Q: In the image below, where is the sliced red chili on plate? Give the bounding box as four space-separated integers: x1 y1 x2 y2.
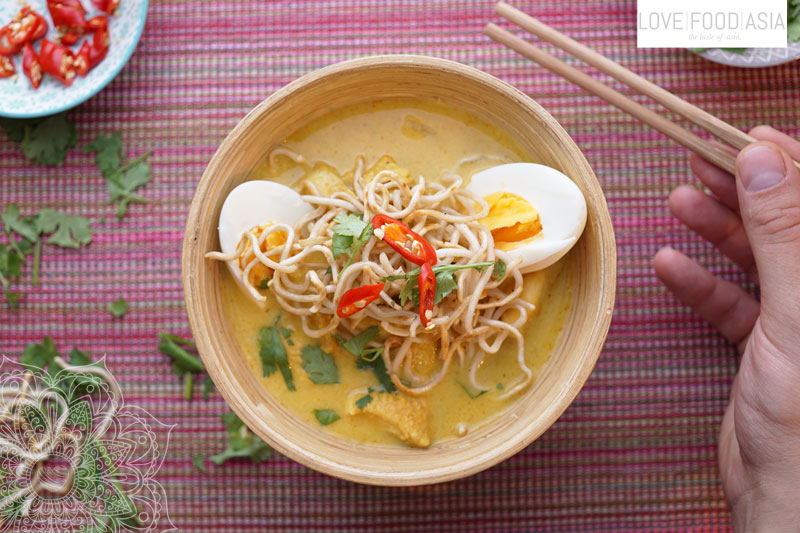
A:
74 41 89 76
39 38 76 86
86 15 108 30
0 26 23 55
31 15 48 40
8 7 48 46
0 54 15 78
418 262 436 327
90 0 120 15
86 24 109 68
372 214 438 266
337 283 385 318
47 0 88 36
22 43 42 88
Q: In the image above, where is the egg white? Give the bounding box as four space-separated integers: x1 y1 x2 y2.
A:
467 163 587 272
218 180 313 297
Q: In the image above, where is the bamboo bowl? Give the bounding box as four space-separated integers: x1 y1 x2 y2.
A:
183 55 616 486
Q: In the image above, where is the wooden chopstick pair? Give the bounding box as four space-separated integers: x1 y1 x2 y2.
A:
486 1 800 176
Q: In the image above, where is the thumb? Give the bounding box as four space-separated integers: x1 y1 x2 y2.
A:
736 141 800 348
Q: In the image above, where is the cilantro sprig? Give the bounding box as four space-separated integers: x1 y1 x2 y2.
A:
209 412 272 466
383 260 506 306
335 325 383 362
85 133 153 218
335 326 395 392
331 213 372 274
155 331 273 470
1 204 93 308
258 315 295 391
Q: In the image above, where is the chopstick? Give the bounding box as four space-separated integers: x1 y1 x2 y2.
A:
487 2 800 175
485 23 738 174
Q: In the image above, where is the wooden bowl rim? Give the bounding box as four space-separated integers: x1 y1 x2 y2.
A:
182 54 616 486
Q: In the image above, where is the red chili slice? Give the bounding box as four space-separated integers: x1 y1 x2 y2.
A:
86 15 108 30
337 283 384 318
372 214 438 266
86 24 109 68
22 43 42 88
0 54 15 78
8 8 48 46
0 26 23 55
74 41 89 76
90 0 119 15
31 16 48 40
60 31 81 46
418 262 436 327
47 0 88 35
39 38 76 86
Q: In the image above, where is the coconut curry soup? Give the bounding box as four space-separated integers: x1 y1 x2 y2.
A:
208 98 582 448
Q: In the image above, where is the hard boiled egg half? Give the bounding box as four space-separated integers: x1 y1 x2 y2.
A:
215 180 313 305
467 163 587 272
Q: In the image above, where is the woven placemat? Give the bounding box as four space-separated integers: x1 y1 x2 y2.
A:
2 1 798 530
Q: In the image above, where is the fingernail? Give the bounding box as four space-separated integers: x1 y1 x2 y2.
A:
738 145 787 192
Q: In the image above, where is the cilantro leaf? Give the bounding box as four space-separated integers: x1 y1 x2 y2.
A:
313 409 340 426
331 213 372 272
107 154 152 218
355 354 395 393
355 392 373 410
108 298 127 318
300 345 339 384
335 326 380 358
210 412 272 465
191 454 207 473
35 209 92 249
0 244 23 284
2 204 39 242
64 348 106 394
493 259 506 281
434 270 458 305
20 336 58 370
20 114 77 166
85 132 125 177
258 317 295 391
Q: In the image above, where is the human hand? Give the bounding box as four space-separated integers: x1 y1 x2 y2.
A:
653 126 800 531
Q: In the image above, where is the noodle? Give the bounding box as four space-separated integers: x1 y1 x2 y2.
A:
207 153 536 398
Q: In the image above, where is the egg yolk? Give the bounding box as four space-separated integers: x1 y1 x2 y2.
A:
238 224 288 288
480 192 542 251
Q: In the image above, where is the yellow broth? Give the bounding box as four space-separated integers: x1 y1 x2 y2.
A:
221 98 574 447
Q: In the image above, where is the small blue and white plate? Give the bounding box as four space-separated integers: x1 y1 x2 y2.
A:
0 0 147 118
694 43 800 68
